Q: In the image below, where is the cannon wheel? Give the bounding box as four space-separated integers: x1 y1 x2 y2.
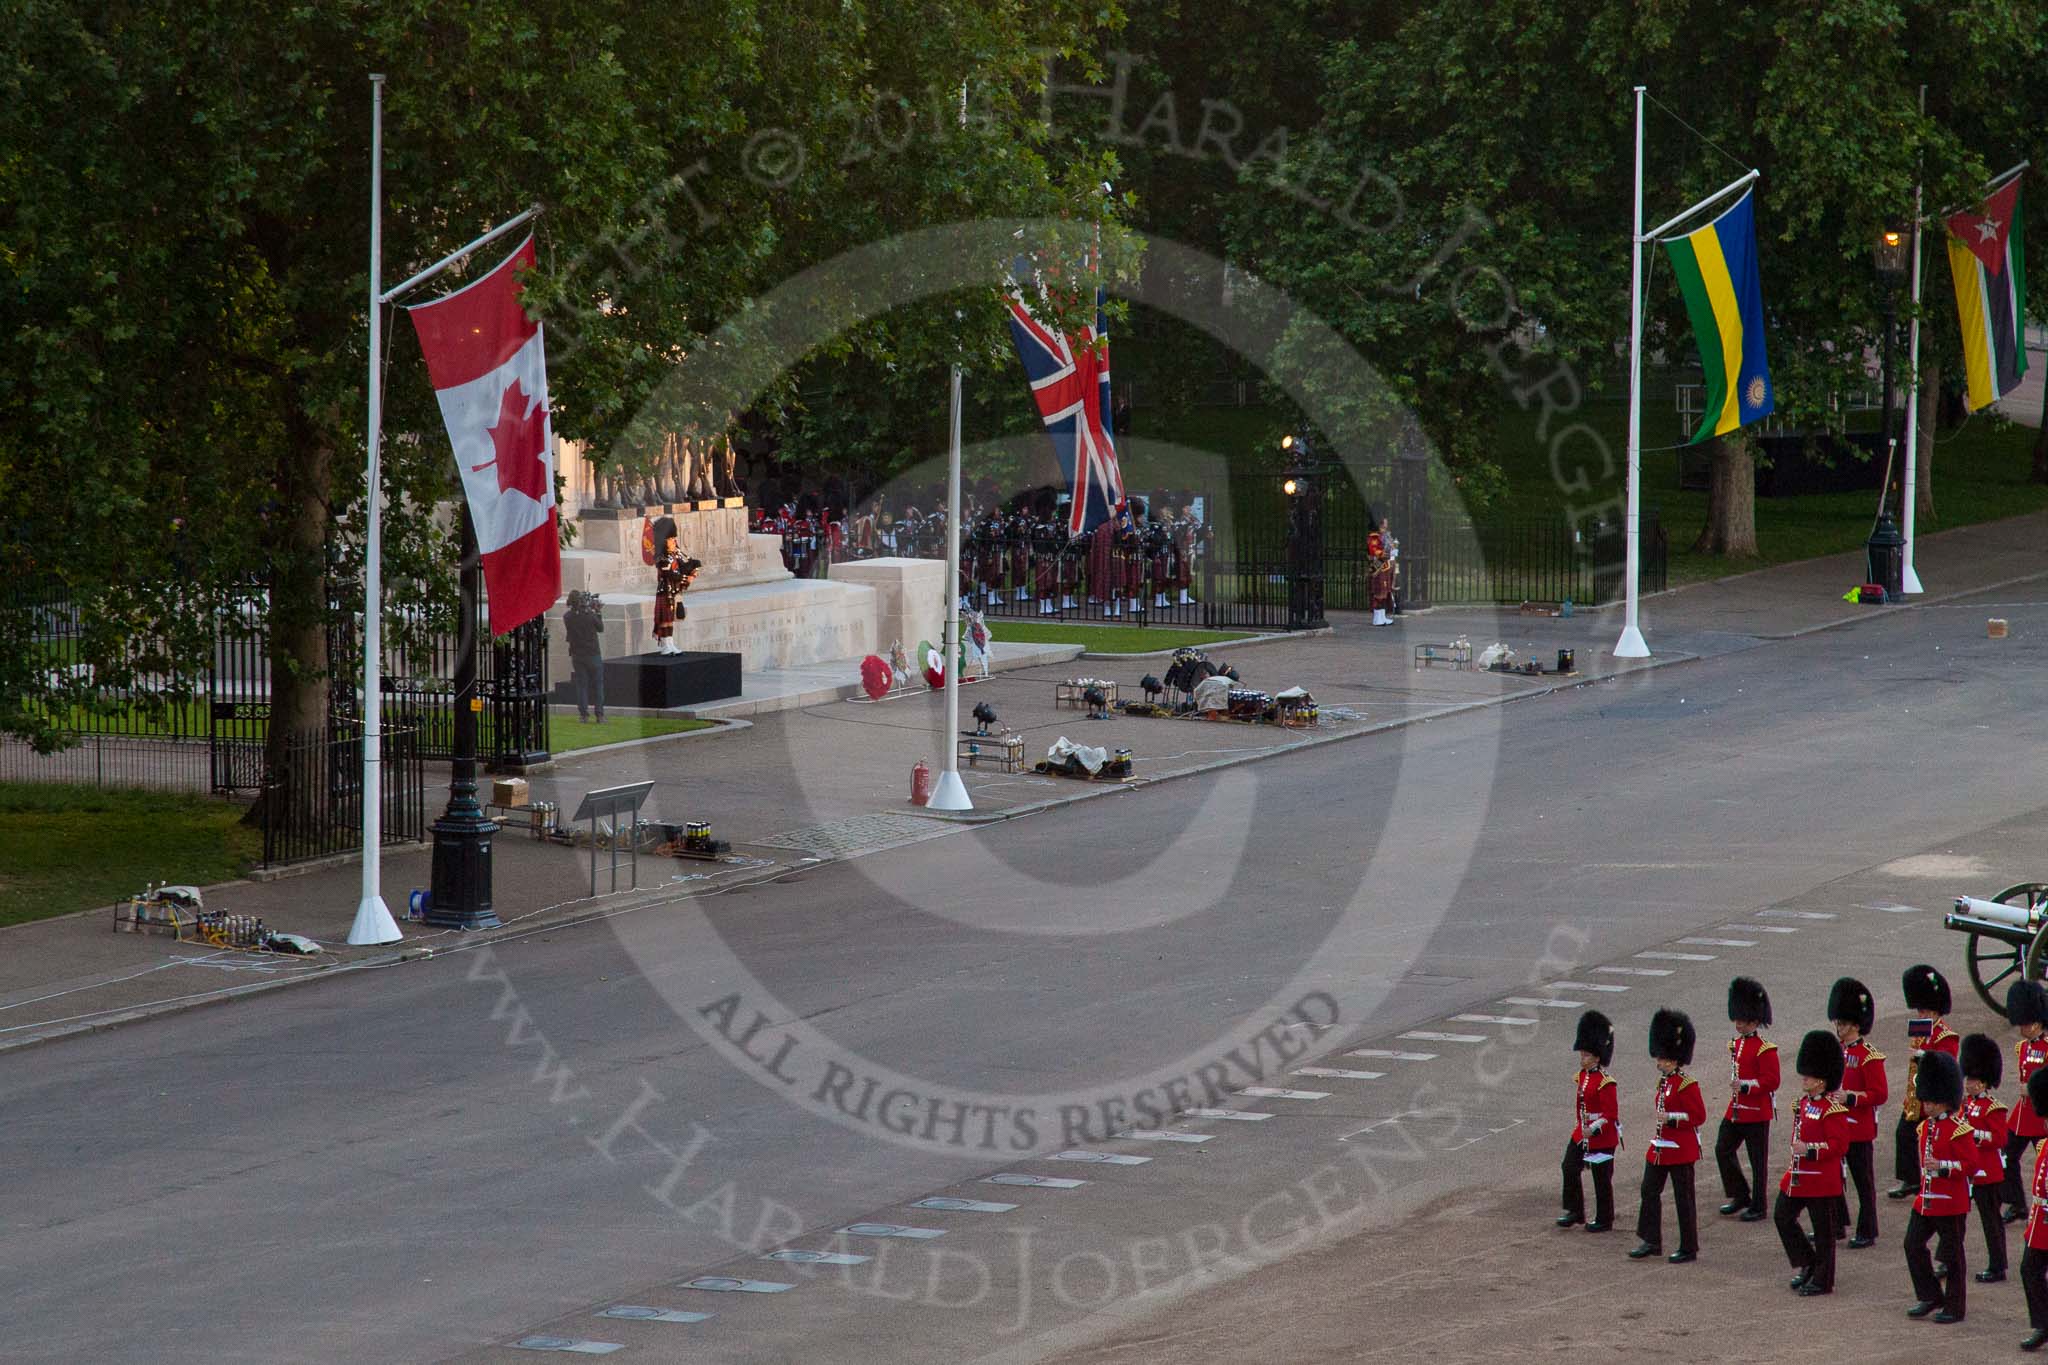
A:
1967 882 2048 1018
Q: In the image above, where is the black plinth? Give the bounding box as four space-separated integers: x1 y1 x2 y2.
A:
427 807 500 930
596 651 742 708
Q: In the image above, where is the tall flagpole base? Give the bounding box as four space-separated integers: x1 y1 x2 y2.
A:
348 894 404 946
1901 564 1924 595
1611 625 1651 659
928 769 973 812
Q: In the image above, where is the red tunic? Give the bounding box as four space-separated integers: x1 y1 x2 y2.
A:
1779 1094 1854 1199
1903 1020 1962 1125
2027 1145 2048 1251
1365 530 1394 610
1961 1092 2010 1185
1915 1112 1976 1217
1087 520 1116 599
1572 1068 1620 1154
2014 1036 2048 1138
1647 1072 1706 1166
1725 1034 1781 1124
1835 1039 1887 1143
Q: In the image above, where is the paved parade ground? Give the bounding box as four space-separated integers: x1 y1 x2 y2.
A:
5 518 2048 1362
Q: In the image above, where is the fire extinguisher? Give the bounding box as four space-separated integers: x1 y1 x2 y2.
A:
910 758 932 807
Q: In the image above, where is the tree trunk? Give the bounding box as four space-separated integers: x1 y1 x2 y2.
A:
1914 361 1940 519
244 400 335 829
1690 433 1758 557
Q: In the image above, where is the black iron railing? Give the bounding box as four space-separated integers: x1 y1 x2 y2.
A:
258 722 426 870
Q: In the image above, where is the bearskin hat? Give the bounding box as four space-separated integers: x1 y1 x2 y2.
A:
2010 980 2048 1030
1796 1030 1845 1091
1727 976 1772 1027
1573 1010 1615 1067
1648 1008 1696 1065
651 514 679 551
1962 1033 2004 1088
2030 1064 2048 1120
1827 977 1875 1034
1916 1050 1963 1112
1902 963 1951 1016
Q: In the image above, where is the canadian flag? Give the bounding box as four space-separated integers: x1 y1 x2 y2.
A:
406 235 561 635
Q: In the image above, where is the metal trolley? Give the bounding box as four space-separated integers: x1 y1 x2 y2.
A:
1944 883 2048 1017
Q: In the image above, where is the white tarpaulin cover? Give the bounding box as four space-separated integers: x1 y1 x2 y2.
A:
1192 676 1233 712
1046 736 1109 774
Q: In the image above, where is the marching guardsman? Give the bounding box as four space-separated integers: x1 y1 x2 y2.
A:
1904 1050 1972 1323
1827 976 1887 1248
1776 1030 1853 1296
1560 1010 1620 1232
1633 1008 1705 1263
2006 980 2048 1224
1960 1033 2011 1282
1892 963 1962 1199
1717 976 1781 1221
2019 1063 2048 1351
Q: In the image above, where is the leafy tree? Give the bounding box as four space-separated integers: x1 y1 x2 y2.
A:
1096 0 2046 553
1 0 1132 763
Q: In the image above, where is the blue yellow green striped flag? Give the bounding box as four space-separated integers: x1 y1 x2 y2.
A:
1663 189 1774 444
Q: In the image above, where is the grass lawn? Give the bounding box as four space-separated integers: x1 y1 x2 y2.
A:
0 783 259 928
546 713 715 753
993 621 1255 653
1482 372 2048 585
1123 371 2042 588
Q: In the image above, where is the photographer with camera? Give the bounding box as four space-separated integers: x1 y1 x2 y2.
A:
564 590 606 723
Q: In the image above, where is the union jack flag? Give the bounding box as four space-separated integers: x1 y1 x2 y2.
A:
1004 256 1125 537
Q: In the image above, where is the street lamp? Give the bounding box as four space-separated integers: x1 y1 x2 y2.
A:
1874 225 1909 516
1280 434 1325 629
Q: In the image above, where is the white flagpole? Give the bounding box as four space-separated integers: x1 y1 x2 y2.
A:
350 73 403 945
929 79 972 813
1613 85 1651 658
929 364 972 811
1900 83 1927 594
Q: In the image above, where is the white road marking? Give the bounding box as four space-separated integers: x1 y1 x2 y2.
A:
1636 951 1716 961
1294 1066 1384 1079
1452 1014 1539 1025
1729 924 1799 934
1399 1031 1487 1043
1680 938 1756 947
1184 1108 1273 1120
1120 1129 1213 1143
1502 997 1584 1009
1758 909 1835 920
1348 1048 1437 1061
1551 981 1630 993
1594 966 1675 976
1237 1086 1331 1099
1860 902 1925 914
513 1336 625 1354
1338 1112 1430 1142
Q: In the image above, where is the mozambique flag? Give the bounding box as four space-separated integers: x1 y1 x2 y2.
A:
1946 176 2028 413
1663 189 1775 444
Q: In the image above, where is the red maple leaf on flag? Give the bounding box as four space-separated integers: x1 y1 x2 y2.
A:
474 380 551 503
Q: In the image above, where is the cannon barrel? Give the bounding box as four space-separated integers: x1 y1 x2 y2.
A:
1954 895 2039 931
